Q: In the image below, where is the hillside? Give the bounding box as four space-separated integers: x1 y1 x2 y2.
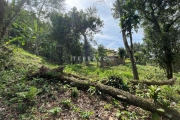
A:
1 46 180 120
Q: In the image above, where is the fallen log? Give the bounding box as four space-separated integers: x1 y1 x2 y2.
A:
63 75 180 120
29 66 180 120
130 78 176 86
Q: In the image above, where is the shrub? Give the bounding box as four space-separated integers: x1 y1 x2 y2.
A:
71 87 79 100
105 76 129 91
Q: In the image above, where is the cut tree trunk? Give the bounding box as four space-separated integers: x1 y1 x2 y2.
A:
130 78 176 86
29 66 180 120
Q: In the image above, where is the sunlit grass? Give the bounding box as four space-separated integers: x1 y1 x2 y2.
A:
65 62 171 81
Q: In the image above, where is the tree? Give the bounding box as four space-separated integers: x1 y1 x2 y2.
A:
0 0 64 47
112 0 140 80
133 43 147 64
97 44 106 67
0 0 28 41
50 13 73 64
118 47 126 64
0 0 6 29
26 0 65 55
50 12 87 64
69 7 103 65
136 0 180 79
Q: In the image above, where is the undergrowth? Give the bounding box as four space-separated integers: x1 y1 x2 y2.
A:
1 45 180 119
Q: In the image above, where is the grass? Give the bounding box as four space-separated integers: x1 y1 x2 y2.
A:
65 62 168 81
1 45 180 119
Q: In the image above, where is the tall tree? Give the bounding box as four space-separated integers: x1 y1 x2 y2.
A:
112 0 140 80
136 0 180 79
0 0 64 46
0 0 28 41
50 12 84 64
0 0 6 29
26 0 65 55
69 7 103 65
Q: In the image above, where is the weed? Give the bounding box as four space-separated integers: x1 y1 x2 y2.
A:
116 110 138 120
87 86 96 96
71 87 79 100
61 99 71 109
151 113 160 120
148 85 161 103
161 86 180 102
48 107 62 116
105 76 129 91
111 98 119 107
80 111 94 119
16 86 38 102
16 103 26 113
104 104 112 110
72 105 81 112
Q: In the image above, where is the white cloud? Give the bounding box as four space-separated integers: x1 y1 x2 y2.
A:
65 0 143 50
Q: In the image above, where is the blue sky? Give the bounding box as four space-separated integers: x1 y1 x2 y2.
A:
65 0 143 50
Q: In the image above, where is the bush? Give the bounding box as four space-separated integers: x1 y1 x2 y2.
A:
104 76 129 91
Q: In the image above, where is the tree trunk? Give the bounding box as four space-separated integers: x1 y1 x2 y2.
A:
29 66 180 120
0 0 6 29
165 47 173 79
116 0 139 80
166 60 173 79
129 50 139 80
83 34 89 65
34 0 46 55
120 28 139 80
129 29 139 80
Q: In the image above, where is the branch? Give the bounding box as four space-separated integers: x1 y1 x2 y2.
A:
168 15 180 29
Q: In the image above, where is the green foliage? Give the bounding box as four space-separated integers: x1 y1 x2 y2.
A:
138 0 180 78
71 87 79 100
97 44 106 59
87 86 96 96
16 103 27 113
105 76 129 91
118 47 126 58
104 104 112 110
61 99 71 109
152 113 161 120
80 111 94 119
72 105 81 113
148 85 161 103
111 98 119 107
16 86 38 101
161 86 180 103
48 107 62 116
116 110 138 120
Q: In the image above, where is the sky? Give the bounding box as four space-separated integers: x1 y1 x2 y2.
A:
65 0 143 50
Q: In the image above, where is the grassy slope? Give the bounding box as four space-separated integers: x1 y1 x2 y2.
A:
65 63 168 81
0 46 180 119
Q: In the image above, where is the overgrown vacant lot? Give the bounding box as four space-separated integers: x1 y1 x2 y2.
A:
0 47 180 120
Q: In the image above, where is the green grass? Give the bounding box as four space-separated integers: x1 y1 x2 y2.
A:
65 63 170 81
1 45 180 119
0 46 59 119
